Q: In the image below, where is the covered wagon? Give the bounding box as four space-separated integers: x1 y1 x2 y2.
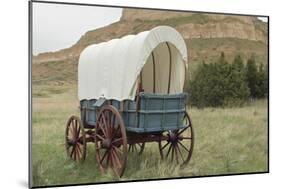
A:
65 26 194 177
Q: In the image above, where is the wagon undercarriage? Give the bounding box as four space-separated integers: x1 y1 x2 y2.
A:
65 104 194 177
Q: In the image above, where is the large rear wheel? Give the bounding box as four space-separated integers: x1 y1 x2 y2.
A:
95 105 128 177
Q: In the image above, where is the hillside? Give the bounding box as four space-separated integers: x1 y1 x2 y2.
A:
32 8 268 86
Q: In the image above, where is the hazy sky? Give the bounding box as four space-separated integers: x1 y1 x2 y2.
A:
33 3 268 55
32 3 122 55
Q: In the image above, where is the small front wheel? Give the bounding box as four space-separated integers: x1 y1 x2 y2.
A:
65 115 86 162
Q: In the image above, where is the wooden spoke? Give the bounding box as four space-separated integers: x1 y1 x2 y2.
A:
180 136 192 140
166 144 172 158
65 115 87 163
99 115 108 137
171 146 175 161
76 144 82 157
95 105 127 177
96 133 105 141
100 150 109 164
174 145 179 164
160 141 169 151
128 143 145 155
111 149 122 168
178 141 190 152
77 126 81 138
112 145 123 154
112 138 122 144
101 114 109 136
70 146 75 158
178 127 187 135
176 143 185 162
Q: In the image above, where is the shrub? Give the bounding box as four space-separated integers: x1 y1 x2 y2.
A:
245 56 268 98
189 53 250 107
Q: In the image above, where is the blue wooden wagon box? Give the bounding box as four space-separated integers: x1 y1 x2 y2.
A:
80 92 187 133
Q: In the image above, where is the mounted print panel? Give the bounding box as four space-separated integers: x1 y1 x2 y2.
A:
29 1 269 188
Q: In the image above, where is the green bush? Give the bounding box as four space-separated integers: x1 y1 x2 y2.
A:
189 53 250 107
188 53 268 107
246 57 268 98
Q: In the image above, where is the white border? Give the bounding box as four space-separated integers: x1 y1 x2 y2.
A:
1 0 279 189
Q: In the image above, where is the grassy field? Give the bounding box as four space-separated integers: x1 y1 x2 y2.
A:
32 84 268 187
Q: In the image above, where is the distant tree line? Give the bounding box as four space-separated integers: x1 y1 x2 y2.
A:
188 52 268 107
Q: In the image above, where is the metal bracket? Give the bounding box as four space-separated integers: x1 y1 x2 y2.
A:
93 98 106 108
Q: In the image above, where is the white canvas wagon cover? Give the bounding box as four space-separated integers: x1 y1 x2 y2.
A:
78 26 188 101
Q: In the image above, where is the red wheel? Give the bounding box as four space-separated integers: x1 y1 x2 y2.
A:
65 115 86 162
159 112 194 166
95 105 128 177
128 143 145 155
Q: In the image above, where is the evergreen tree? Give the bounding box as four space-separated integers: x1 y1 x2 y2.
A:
226 55 250 105
264 64 268 97
233 55 244 72
256 63 267 98
189 53 250 107
246 56 259 98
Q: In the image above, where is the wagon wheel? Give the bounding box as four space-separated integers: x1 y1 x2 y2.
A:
158 112 194 166
65 115 86 162
128 143 145 155
95 105 128 177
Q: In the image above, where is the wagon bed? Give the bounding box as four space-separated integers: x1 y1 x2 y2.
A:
80 92 187 133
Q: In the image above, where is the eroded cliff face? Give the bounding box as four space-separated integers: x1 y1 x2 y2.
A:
121 8 267 42
121 8 256 24
33 8 267 65
177 21 266 41
120 8 195 21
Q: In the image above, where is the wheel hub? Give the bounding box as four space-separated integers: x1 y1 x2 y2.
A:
101 138 112 149
68 139 76 145
169 132 178 143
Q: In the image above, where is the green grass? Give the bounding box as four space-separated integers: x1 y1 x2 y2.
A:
32 86 268 187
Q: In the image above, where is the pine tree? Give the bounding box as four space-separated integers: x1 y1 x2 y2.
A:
256 63 267 98
246 56 259 98
226 55 250 105
233 55 244 72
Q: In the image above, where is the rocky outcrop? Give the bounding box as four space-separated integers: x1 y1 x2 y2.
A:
33 8 268 64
